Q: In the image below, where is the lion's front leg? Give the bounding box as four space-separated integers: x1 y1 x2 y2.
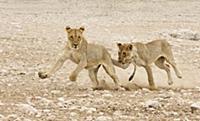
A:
69 53 87 81
38 49 69 79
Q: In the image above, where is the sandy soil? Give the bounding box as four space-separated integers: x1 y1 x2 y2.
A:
0 0 200 120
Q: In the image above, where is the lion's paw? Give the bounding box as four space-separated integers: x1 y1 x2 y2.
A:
69 73 77 81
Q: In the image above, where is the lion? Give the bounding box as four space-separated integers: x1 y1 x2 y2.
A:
38 26 125 90
117 39 182 90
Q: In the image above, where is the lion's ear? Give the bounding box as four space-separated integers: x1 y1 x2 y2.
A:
79 26 85 33
65 26 71 32
117 43 122 49
128 44 133 50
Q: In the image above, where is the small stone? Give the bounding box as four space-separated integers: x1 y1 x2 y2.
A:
47 115 56 121
119 115 135 120
102 93 113 99
58 97 65 102
6 114 18 121
191 102 200 113
70 112 78 118
43 109 51 113
85 116 93 121
51 90 61 95
86 107 96 114
142 88 151 92
35 113 42 118
98 112 104 115
145 100 161 109
0 114 5 120
24 119 32 121
195 86 200 91
0 101 4 106
80 106 88 112
7 83 12 87
23 118 31 121
69 106 80 111
17 103 38 115
96 116 112 121
113 110 122 116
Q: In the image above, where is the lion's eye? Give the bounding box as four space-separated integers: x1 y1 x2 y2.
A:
70 36 73 39
78 36 81 41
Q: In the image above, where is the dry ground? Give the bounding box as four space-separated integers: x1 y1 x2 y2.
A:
0 0 200 120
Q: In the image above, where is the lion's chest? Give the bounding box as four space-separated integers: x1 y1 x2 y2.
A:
70 52 82 64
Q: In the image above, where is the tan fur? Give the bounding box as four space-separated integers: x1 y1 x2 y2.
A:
117 39 182 90
38 26 123 90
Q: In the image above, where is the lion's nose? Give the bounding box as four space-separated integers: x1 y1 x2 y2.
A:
73 44 78 48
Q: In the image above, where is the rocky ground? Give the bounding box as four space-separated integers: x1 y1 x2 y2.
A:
0 0 200 120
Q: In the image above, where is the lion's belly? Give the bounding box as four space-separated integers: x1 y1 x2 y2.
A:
70 47 104 69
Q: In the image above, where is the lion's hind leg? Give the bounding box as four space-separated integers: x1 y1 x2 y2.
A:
165 56 182 79
164 45 182 79
155 57 173 85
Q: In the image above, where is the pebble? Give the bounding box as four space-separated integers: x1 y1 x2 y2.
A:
46 115 56 121
191 102 200 113
51 90 61 95
0 114 5 120
145 100 161 109
96 116 112 121
16 103 38 115
6 114 18 121
85 116 93 121
102 93 113 99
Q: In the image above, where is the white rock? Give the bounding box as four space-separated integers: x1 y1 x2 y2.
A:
86 107 96 114
69 106 80 111
51 90 61 95
70 112 77 117
43 109 51 113
80 106 88 112
145 100 161 109
35 96 53 107
46 115 56 121
6 114 18 121
142 88 151 92
0 101 4 106
98 112 104 115
58 97 65 102
119 115 135 120
195 86 200 91
102 93 113 99
16 103 38 115
24 119 32 121
96 116 112 121
191 102 200 113
113 110 122 116
35 113 42 118
85 116 93 121
0 114 5 120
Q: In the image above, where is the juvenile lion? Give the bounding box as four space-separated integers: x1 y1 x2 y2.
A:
117 39 182 90
38 26 123 90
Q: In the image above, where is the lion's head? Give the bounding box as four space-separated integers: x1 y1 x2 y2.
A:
65 26 85 50
117 43 138 64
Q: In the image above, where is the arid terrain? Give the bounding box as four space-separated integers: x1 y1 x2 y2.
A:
0 0 200 120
